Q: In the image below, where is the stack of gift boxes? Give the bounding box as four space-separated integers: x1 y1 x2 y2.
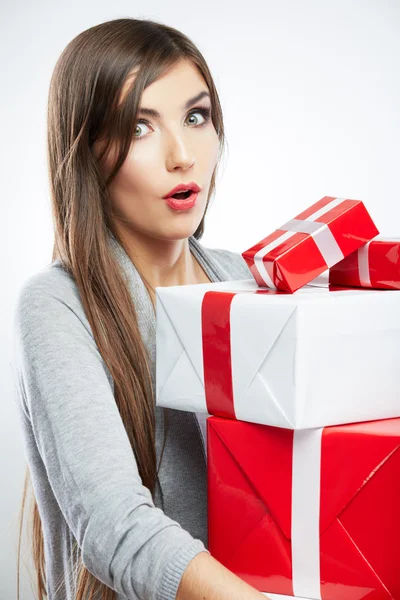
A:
155 196 400 600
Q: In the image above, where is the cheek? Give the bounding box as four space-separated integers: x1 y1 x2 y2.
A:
114 153 154 193
203 130 220 169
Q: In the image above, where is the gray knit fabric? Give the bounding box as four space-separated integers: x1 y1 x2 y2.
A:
11 231 253 600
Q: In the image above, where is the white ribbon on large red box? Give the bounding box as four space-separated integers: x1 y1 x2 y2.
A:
292 429 323 599
254 197 346 289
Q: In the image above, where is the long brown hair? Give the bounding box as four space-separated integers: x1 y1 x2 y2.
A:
16 17 226 600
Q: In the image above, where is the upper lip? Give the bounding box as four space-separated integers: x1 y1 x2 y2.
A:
162 181 201 198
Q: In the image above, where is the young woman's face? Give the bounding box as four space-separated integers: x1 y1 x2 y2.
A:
94 60 220 242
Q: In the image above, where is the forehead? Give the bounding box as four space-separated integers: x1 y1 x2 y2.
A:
118 60 207 110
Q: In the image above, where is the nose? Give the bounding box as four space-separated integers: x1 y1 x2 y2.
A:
165 131 195 171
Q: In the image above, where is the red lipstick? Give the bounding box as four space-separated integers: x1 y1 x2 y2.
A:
162 181 201 211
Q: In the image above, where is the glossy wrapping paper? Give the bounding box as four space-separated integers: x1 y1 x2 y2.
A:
241 196 379 293
207 415 400 599
156 279 400 428
329 237 400 290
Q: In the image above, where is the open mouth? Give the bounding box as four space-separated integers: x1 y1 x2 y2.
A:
170 190 193 199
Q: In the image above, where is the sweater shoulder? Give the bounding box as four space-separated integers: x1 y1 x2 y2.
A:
12 260 88 336
204 246 253 281
17 259 78 297
15 260 77 295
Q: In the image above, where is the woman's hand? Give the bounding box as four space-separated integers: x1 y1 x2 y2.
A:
176 551 272 599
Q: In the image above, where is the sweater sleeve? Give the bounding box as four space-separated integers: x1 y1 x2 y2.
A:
11 270 208 600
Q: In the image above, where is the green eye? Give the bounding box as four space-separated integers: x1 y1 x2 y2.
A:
133 122 150 138
186 110 206 125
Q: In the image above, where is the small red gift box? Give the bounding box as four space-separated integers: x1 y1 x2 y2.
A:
241 196 379 293
208 415 400 600
329 236 400 290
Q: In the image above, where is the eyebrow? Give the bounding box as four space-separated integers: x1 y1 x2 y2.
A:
137 91 211 119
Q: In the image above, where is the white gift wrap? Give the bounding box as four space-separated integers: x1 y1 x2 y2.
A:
155 277 400 429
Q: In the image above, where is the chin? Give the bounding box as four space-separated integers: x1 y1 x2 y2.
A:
159 219 202 240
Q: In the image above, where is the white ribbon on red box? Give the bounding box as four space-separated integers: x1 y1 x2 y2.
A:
357 236 400 288
254 197 346 289
357 242 373 287
292 429 323 599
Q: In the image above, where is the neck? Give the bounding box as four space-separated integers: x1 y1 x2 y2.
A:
113 225 200 290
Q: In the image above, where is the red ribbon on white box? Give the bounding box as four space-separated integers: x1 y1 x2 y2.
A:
292 429 323 599
254 197 346 289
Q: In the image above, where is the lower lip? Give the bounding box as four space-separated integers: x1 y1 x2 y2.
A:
164 191 199 210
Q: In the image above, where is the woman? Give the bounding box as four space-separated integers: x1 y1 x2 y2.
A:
12 17 269 600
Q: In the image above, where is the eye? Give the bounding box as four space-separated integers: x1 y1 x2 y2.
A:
185 107 211 127
133 121 151 139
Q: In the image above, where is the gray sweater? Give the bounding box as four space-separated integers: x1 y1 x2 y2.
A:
11 231 253 600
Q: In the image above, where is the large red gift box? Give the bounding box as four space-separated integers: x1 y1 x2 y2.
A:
241 196 379 293
329 236 400 290
207 415 400 600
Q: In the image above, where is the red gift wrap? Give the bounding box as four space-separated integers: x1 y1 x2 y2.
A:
241 196 379 293
208 416 400 599
329 237 400 290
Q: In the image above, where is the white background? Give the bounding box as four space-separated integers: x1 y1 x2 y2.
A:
2 0 400 598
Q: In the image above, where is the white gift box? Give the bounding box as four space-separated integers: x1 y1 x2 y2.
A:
155 276 400 429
